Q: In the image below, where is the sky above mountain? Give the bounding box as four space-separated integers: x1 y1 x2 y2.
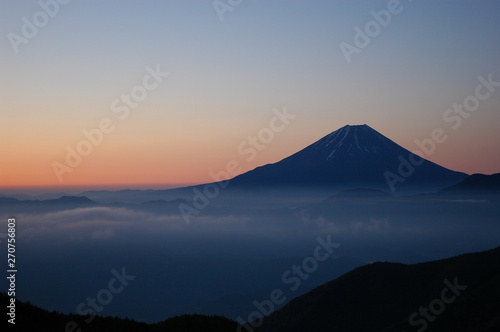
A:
1 0 500 190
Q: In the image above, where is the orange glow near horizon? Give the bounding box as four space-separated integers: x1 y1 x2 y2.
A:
2 114 500 191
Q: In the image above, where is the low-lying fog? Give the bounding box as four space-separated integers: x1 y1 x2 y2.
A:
1 188 499 323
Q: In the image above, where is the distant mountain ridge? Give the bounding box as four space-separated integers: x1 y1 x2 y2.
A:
0 195 98 214
229 124 467 194
442 173 500 193
0 195 96 205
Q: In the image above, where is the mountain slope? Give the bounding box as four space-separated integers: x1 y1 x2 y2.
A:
229 124 467 194
255 246 500 332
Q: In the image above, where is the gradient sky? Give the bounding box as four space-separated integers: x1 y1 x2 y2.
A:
1 0 500 191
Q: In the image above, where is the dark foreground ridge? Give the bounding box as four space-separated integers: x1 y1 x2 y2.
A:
254 246 500 332
0 294 238 332
4 246 500 331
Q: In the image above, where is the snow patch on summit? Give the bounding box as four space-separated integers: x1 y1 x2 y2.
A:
311 125 398 160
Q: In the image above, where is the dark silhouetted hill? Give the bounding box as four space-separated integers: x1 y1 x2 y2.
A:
1 293 238 332
3 246 500 331
254 246 500 332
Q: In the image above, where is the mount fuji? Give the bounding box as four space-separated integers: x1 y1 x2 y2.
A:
228 124 467 194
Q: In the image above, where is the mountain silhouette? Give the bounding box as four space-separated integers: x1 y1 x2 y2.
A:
47 195 97 204
441 173 500 194
0 195 98 214
72 125 469 203
0 195 96 205
229 124 467 194
255 246 500 332
6 246 500 331
0 293 238 332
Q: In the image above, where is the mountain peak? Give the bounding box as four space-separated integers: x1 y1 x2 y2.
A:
229 124 467 194
340 124 368 128
311 124 397 159
52 195 96 204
